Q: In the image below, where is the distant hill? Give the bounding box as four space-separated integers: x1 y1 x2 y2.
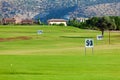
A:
0 0 120 22
73 2 120 18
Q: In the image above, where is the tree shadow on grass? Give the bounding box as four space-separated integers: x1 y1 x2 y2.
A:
61 36 94 39
0 72 51 75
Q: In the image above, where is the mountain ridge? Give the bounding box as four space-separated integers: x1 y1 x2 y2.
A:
0 0 120 22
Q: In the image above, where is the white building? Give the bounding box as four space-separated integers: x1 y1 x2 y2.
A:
76 17 89 22
48 19 67 26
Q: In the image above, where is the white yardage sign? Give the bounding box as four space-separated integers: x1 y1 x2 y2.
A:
85 39 94 48
97 35 103 40
37 30 43 34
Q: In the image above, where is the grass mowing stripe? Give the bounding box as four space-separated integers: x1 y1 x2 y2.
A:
0 25 120 80
0 55 120 80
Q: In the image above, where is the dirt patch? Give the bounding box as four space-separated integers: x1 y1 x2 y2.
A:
15 36 32 40
0 38 5 42
0 36 32 42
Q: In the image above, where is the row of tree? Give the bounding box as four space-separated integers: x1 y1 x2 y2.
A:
68 16 120 36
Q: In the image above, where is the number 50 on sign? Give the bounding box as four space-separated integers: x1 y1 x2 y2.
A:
85 39 94 48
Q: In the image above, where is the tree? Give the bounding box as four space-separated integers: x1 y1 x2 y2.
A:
86 16 117 36
38 19 41 24
95 16 116 36
110 16 120 30
86 17 99 29
68 18 86 28
96 17 107 36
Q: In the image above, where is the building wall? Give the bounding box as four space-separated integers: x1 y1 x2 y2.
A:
76 18 89 22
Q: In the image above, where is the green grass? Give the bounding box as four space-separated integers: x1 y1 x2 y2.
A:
0 55 120 80
0 25 120 80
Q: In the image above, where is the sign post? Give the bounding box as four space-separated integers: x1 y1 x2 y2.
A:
85 39 94 55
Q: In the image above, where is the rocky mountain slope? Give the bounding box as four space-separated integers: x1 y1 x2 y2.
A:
0 0 120 22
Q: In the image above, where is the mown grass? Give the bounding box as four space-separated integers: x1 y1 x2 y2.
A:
0 25 120 80
0 55 120 80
